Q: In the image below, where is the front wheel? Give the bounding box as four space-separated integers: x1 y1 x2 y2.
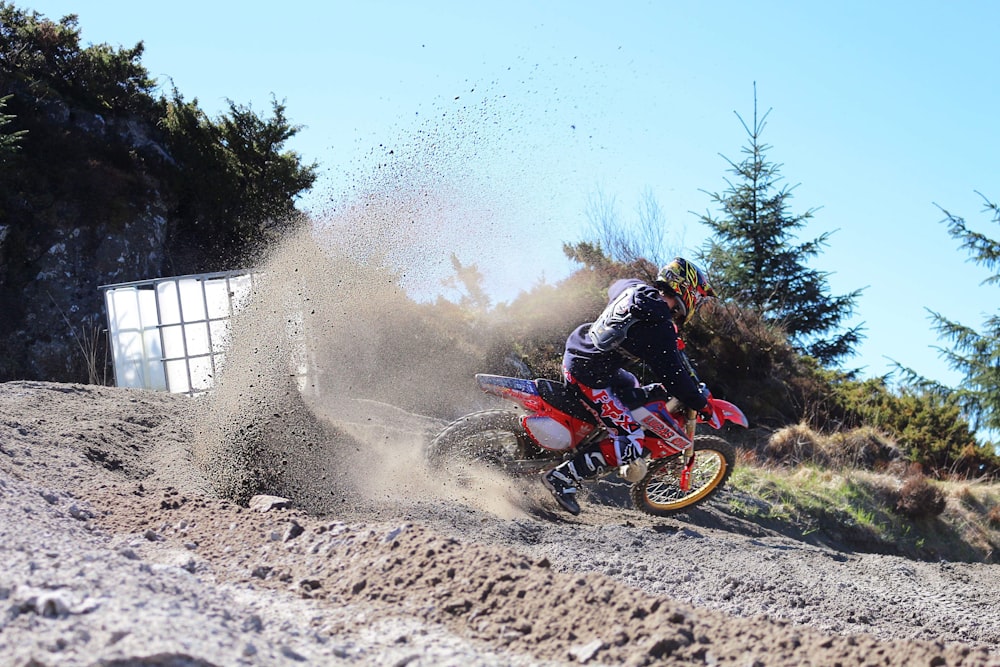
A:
631 434 735 517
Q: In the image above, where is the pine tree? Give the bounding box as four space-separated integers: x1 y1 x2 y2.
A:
0 94 25 159
698 88 863 366
928 194 1000 436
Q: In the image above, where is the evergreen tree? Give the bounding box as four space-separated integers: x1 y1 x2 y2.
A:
162 92 318 271
927 194 1000 436
0 4 159 119
1 4 317 274
697 89 863 366
0 94 25 209
0 94 25 159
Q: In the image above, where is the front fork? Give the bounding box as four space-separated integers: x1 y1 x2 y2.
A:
679 408 697 491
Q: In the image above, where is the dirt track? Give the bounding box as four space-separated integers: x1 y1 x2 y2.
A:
2 381 1000 666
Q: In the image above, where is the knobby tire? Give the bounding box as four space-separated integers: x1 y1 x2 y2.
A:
631 434 735 517
425 409 534 474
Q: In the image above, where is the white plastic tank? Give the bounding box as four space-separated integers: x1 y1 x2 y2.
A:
101 271 254 395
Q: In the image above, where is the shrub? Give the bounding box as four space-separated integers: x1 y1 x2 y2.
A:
895 466 947 518
827 377 995 479
825 427 902 470
764 423 825 465
684 300 816 428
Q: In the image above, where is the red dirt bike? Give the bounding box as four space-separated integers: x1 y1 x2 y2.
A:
426 372 748 516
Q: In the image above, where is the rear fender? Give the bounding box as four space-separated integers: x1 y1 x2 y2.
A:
476 374 596 448
475 374 546 411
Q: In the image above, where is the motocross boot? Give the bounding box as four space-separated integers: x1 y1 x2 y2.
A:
541 446 610 515
541 466 581 515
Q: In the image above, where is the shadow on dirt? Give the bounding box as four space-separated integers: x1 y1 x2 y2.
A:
581 476 887 559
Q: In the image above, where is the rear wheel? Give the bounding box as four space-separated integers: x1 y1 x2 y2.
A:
425 409 551 476
631 434 735 516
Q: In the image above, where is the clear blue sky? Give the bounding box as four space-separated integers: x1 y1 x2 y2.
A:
24 1 1000 392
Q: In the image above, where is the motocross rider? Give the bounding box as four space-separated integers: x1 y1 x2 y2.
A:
541 257 717 515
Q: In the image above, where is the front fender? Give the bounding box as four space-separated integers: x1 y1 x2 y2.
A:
706 397 748 429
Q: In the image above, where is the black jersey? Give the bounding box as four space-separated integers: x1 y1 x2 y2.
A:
563 279 707 410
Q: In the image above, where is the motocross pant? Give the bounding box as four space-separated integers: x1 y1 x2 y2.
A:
552 368 649 485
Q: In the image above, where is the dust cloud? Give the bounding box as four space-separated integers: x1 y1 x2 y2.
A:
189 226 529 520
190 88 587 520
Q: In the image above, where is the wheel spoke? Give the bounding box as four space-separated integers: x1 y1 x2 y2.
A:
631 435 736 517
646 451 722 504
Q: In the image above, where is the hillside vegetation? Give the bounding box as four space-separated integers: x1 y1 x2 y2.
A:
724 425 1000 562
0 3 316 382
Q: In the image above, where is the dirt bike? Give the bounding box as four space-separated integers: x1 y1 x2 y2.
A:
426 373 748 516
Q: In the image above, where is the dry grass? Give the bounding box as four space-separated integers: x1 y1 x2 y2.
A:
728 424 1000 562
763 423 902 470
763 423 825 464
896 470 947 518
938 480 1000 557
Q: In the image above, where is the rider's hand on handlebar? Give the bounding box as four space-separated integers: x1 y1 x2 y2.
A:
696 383 714 422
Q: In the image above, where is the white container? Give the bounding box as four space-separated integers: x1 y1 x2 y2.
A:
101 271 254 395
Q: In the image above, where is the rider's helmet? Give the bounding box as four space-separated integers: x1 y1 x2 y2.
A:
654 257 716 326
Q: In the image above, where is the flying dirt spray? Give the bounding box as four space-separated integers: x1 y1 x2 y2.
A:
191 89 589 518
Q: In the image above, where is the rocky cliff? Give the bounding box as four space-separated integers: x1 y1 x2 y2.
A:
1 84 177 382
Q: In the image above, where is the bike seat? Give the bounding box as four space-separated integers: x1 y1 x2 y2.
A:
535 379 595 422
